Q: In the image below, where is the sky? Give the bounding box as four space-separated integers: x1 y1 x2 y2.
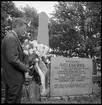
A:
13 1 58 17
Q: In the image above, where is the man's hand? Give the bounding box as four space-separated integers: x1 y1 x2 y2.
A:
25 72 33 79
25 64 30 72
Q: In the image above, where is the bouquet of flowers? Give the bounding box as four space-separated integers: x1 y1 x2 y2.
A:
22 39 53 96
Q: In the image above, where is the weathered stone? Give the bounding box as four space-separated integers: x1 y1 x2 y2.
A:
76 95 84 100
69 96 75 101
22 86 27 98
61 96 68 101
89 94 96 100
40 97 47 101
83 94 90 101
50 96 61 102
92 83 101 94
67 96 70 101
71 101 79 104
38 12 49 46
92 75 101 82
82 95 93 102
50 57 93 96
74 95 84 103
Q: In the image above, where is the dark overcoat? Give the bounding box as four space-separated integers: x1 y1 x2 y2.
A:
1 31 28 85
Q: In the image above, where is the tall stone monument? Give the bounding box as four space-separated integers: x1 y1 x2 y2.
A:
37 12 49 46
37 12 49 91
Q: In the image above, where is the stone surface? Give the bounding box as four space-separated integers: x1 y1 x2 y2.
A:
89 94 96 99
50 96 61 102
50 57 93 96
92 74 101 82
92 83 101 94
22 82 40 103
37 12 49 46
40 97 47 101
69 96 75 101
21 94 101 104
61 96 68 101
37 12 49 91
22 86 27 98
21 83 101 103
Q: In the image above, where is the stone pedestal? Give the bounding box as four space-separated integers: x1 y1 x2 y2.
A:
23 81 40 103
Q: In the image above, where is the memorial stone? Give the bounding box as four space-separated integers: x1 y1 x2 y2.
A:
50 57 93 96
37 12 49 46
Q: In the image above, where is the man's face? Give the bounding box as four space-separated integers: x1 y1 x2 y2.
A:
17 23 27 36
16 23 28 43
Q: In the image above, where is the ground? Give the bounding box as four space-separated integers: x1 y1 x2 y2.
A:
21 82 101 104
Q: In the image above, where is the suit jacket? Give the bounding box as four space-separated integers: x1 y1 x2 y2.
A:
1 31 28 85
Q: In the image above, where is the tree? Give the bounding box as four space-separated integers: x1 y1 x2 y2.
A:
49 2 83 57
49 2 101 59
1 1 23 40
1 2 39 42
21 5 39 40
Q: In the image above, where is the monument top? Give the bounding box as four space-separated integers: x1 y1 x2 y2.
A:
39 12 48 22
39 12 48 17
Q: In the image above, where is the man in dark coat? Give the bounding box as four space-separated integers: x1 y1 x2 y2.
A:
1 18 31 103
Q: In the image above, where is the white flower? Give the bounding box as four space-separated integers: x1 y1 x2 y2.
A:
23 50 29 55
44 45 49 50
53 54 56 57
48 61 51 64
37 46 43 53
26 45 29 49
42 53 46 57
24 39 28 43
33 47 37 52
29 41 34 44
49 48 53 52
44 45 49 53
29 41 32 43
29 40 37 47
23 40 53 59
39 44 44 48
35 51 40 56
29 49 34 55
33 42 38 47
46 59 51 64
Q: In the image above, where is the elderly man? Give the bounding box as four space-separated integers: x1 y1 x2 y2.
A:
1 18 31 103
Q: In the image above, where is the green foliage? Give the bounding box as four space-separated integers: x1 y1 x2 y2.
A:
1 1 23 40
1 2 39 42
1 1 101 66
21 5 39 40
49 2 101 61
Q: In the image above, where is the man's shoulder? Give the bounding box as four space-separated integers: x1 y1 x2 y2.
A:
2 32 17 45
6 31 15 37
5 31 16 40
